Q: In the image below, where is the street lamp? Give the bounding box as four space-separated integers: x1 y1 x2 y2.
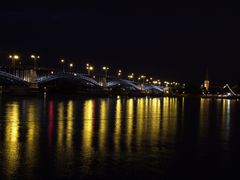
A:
140 75 146 91
140 75 146 84
69 63 74 72
118 69 122 78
60 59 65 72
141 75 146 79
30 54 40 70
128 73 134 81
86 63 94 75
102 66 109 77
149 77 153 84
9 54 20 68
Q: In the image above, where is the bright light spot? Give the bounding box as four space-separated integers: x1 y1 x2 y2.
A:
13 55 19 59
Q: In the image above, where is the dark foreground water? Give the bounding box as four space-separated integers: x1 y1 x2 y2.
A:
0 95 240 179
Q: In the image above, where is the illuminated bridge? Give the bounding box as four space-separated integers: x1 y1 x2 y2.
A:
107 79 142 91
37 72 101 88
107 79 164 93
144 84 164 93
0 70 29 86
0 70 165 94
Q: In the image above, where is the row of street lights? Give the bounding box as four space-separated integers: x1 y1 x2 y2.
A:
62 62 155 83
7 54 164 84
86 64 94 75
9 54 40 69
8 54 20 68
57 59 162 83
59 59 74 72
59 60 110 77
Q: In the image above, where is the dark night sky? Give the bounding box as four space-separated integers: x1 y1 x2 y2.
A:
0 2 239 84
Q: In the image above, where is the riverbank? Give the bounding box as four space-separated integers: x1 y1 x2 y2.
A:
1 87 240 99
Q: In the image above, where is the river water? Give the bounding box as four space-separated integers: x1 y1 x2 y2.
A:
0 96 239 179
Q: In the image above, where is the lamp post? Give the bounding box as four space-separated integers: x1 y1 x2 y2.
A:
69 63 74 72
128 73 134 81
86 64 94 75
140 75 146 83
60 59 65 72
30 54 40 70
118 69 122 78
102 66 109 77
9 54 20 68
139 75 146 91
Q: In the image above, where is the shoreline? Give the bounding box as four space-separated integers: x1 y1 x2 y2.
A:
1 89 239 100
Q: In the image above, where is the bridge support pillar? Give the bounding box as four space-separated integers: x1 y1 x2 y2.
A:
98 77 107 88
29 69 38 88
103 78 107 88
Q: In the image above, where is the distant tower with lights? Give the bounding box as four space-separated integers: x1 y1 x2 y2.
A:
204 67 210 91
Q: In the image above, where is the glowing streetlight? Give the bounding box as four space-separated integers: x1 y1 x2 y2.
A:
86 63 94 75
60 59 65 72
9 54 20 68
128 73 134 81
69 63 74 71
30 54 40 69
118 69 122 78
139 75 146 91
140 75 146 84
102 66 109 77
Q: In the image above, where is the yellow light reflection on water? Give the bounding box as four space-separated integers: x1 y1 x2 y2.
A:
4 102 20 177
26 103 39 174
126 98 134 151
66 101 74 156
99 99 109 153
221 99 231 141
57 102 64 156
199 98 210 140
82 100 94 160
161 97 178 142
114 98 121 153
148 98 161 145
136 98 144 147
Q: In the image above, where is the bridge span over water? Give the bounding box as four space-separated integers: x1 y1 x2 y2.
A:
0 70 165 94
37 72 101 88
0 70 29 86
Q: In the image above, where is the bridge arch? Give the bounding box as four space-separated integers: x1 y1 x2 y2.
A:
37 72 101 88
107 79 141 91
144 84 164 93
0 71 29 86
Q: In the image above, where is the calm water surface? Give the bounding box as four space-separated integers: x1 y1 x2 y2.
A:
0 96 240 179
